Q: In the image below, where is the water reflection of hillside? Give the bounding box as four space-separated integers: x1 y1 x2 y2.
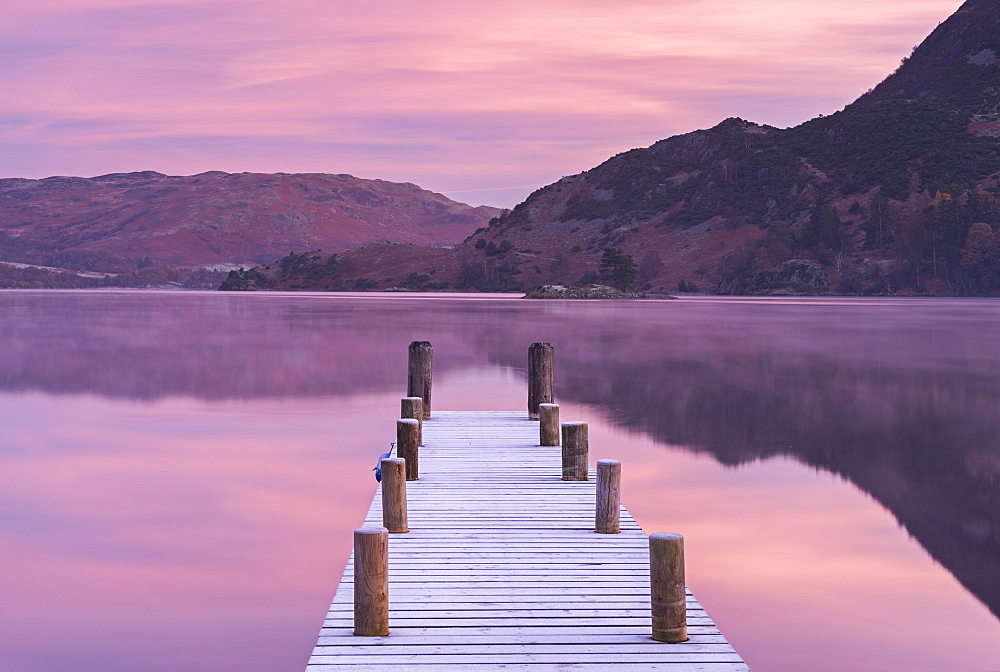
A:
480 300 1000 622
3 291 999 620
575 353 1000 615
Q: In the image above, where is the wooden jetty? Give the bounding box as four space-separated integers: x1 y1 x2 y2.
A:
306 410 749 671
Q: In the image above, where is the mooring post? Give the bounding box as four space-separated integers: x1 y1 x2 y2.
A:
380 458 408 533
539 403 560 446
561 421 588 481
650 532 688 643
353 526 389 637
396 418 420 480
407 341 433 419
595 459 621 533
528 342 554 420
401 396 424 445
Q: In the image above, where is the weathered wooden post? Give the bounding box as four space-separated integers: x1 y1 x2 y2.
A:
539 403 560 446
396 419 420 480
595 459 621 533
528 342 554 420
649 532 688 643
380 458 408 533
561 421 588 481
407 341 433 419
353 526 389 637
401 396 423 445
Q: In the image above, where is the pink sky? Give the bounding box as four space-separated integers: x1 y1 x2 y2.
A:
0 0 961 207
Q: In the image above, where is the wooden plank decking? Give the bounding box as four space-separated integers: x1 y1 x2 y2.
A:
307 411 749 671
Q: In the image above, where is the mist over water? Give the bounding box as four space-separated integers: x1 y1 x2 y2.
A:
1 290 998 672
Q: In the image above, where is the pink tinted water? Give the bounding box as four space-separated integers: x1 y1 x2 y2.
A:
0 290 998 672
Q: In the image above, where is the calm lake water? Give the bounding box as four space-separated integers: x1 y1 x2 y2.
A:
1 290 999 672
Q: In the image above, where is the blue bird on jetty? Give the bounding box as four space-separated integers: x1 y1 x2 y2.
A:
373 442 396 482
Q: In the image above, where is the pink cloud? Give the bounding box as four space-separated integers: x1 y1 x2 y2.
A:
0 0 963 207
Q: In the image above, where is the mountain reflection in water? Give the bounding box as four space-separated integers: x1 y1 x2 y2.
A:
1 290 998 671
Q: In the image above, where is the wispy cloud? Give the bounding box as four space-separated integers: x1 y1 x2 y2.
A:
0 0 963 206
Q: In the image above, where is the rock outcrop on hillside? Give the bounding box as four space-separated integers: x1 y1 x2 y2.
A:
0 171 497 288
247 0 1000 296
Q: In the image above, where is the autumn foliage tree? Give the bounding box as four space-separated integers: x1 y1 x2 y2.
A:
960 222 1000 291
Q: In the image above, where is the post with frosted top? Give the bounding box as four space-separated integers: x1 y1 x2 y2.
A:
539 403 560 446
649 532 688 643
595 459 621 533
561 421 588 481
396 418 420 481
380 457 408 534
353 526 389 637
407 341 432 420
401 397 423 445
528 342 554 420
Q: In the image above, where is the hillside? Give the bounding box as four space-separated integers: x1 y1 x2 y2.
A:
246 0 1000 296
0 171 497 288
857 0 1000 113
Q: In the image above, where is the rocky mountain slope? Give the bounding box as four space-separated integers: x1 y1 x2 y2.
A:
247 0 1000 296
0 171 497 288
858 0 1000 114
